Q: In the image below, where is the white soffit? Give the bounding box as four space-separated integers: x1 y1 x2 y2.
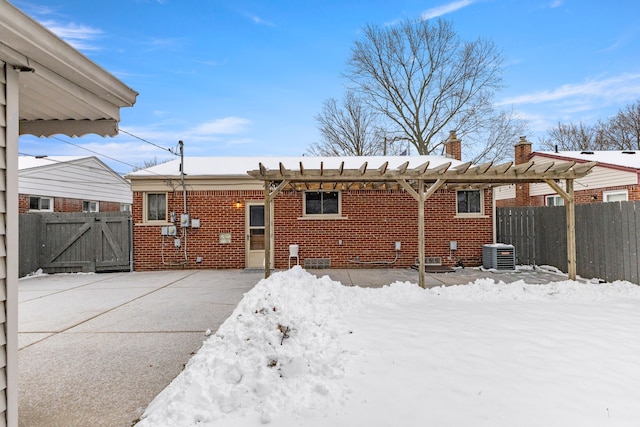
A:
0 2 138 137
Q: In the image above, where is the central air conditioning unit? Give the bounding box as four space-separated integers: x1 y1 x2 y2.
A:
483 244 516 270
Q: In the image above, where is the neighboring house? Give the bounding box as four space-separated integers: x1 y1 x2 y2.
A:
19 156 132 214
495 138 639 207
126 140 496 272
1 2 137 424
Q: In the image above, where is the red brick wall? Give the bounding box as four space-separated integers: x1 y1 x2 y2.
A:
18 195 30 213
18 194 123 214
132 188 494 271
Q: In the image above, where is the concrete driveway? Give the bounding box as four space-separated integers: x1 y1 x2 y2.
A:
18 266 567 426
18 269 264 427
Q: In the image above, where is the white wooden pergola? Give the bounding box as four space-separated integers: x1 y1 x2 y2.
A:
248 158 596 288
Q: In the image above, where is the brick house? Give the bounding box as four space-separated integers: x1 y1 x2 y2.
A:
126 140 496 271
19 156 132 214
495 138 640 207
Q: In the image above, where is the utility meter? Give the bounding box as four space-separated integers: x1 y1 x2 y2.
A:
180 213 190 227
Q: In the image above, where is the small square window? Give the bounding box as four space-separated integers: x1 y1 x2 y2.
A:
29 196 53 211
83 201 99 212
457 190 482 215
545 195 564 206
603 190 628 203
146 193 167 222
304 191 340 216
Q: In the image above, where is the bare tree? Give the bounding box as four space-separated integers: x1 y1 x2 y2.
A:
539 121 607 151
307 91 386 156
465 108 529 164
131 156 170 172
344 18 505 157
599 100 640 150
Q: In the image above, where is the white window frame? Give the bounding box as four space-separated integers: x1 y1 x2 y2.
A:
456 189 484 217
29 195 53 212
82 200 99 213
303 191 342 218
603 189 628 203
120 204 131 212
545 195 565 206
144 192 168 223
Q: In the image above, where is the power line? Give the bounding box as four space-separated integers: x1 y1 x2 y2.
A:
23 129 182 177
118 128 176 155
49 136 142 171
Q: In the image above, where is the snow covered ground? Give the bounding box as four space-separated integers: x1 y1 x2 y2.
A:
136 267 640 427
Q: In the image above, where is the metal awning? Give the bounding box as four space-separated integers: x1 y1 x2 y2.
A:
248 158 597 287
0 2 138 137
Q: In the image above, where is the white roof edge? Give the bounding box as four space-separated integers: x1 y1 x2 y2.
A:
534 151 640 170
0 1 138 107
126 155 461 178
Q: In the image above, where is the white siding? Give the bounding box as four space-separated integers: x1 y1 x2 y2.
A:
529 163 638 197
19 157 132 204
494 184 515 200
0 61 8 427
2 62 19 427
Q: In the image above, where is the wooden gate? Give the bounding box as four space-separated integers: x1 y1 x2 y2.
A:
32 212 131 274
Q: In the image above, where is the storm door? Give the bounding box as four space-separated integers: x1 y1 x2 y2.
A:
245 202 272 268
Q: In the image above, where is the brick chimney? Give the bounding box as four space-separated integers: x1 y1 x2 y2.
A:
445 130 461 161
514 136 532 206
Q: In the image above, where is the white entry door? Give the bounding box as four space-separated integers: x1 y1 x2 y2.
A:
245 202 272 268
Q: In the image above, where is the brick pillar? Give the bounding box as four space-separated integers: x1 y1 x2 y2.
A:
445 130 461 161
514 136 532 206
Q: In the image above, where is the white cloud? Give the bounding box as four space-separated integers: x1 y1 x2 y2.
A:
41 20 103 51
250 15 276 27
497 73 640 107
144 37 186 51
189 117 253 136
421 0 476 20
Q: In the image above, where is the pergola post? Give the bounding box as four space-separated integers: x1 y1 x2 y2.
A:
565 179 577 280
398 178 446 288
417 179 425 288
544 178 577 280
262 179 289 278
263 181 271 278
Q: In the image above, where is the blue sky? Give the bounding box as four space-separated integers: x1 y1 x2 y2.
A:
14 0 640 174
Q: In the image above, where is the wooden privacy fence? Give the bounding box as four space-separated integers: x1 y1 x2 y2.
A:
19 212 132 277
497 202 640 283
